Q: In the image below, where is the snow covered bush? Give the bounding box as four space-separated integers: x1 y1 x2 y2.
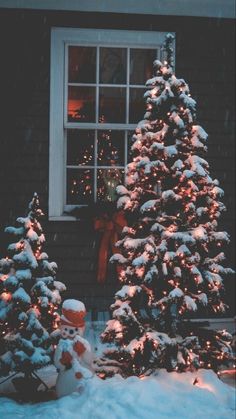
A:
0 193 66 376
99 34 235 377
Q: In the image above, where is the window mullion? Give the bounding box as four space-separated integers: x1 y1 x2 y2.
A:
95 47 100 202
94 129 98 202
124 130 128 167
126 48 130 177
64 130 68 210
64 43 69 126
64 123 137 130
126 47 130 124
96 46 99 123
64 44 68 210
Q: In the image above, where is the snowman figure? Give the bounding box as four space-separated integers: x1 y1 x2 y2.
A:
54 299 94 398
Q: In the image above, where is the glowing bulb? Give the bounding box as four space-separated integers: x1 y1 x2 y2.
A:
1 292 11 301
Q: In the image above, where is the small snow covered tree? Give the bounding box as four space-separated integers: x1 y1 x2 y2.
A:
100 34 235 377
0 193 66 378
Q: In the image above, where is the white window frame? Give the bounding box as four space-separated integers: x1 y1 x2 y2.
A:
49 28 175 220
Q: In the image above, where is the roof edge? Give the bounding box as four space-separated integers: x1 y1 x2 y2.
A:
0 0 235 19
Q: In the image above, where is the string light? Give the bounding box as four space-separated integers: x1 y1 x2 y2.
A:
1 292 11 302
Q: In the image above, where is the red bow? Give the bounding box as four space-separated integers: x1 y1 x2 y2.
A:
94 210 127 283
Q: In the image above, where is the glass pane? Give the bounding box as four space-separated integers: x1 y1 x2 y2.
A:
67 130 94 166
68 46 96 83
68 86 96 122
100 48 127 84
99 87 126 123
97 169 124 202
128 130 135 163
130 49 157 85
129 88 146 123
97 130 125 166
67 169 94 204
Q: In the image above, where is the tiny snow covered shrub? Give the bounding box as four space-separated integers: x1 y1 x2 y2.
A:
0 193 66 377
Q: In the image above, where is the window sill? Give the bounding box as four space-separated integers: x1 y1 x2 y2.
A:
48 215 77 221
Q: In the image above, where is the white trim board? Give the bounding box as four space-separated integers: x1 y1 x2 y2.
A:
192 317 235 334
0 0 235 19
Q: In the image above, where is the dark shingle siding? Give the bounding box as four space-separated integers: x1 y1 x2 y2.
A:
0 9 235 311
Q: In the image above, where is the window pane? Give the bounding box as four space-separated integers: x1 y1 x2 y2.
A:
130 49 156 85
67 130 94 166
100 48 127 84
68 46 96 83
128 130 135 163
68 86 96 122
97 169 124 202
97 130 124 166
67 169 94 204
99 87 126 123
129 88 145 123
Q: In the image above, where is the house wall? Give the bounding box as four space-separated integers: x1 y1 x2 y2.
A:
0 9 235 312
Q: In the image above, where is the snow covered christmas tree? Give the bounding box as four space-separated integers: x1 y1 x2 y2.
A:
100 34 235 377
0 193 66 380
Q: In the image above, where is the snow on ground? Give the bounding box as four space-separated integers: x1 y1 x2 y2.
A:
0 367 235 419
0 322 235 418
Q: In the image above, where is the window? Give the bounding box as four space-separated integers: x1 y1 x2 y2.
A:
49 28 174 219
